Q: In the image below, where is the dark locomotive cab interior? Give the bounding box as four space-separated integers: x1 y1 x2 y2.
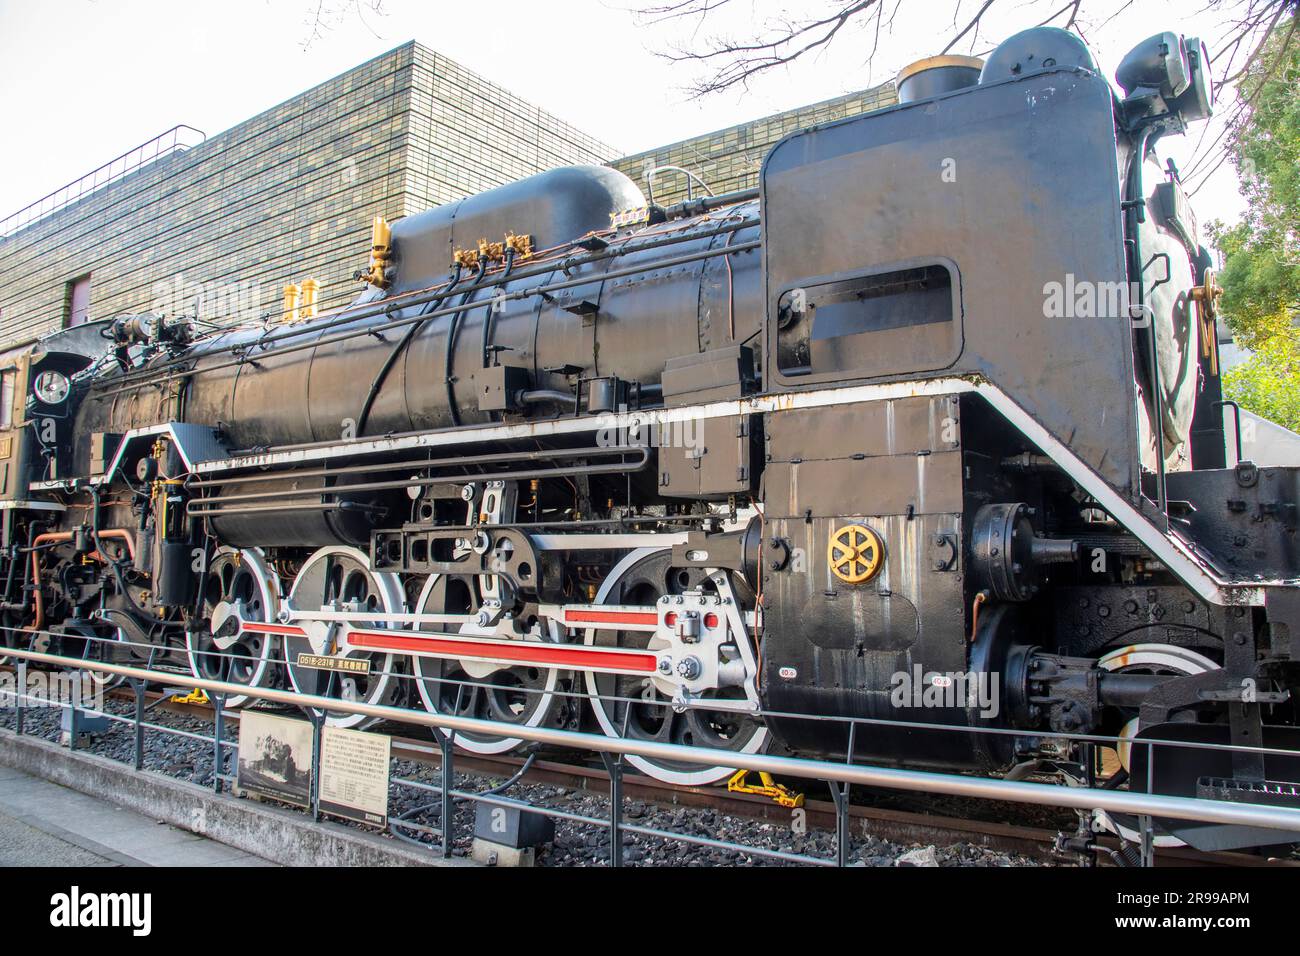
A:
776 258 960 378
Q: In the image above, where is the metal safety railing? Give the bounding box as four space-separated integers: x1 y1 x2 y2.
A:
0 125 206 239
3 641 1300 867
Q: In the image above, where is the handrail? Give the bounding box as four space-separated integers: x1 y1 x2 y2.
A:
1 125 206 239
5 644 1300 836
9 623 1300 758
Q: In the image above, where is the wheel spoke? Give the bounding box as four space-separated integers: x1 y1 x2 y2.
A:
283 546 402 729
187 548 281 709
412 573 564 754
583 548 767 785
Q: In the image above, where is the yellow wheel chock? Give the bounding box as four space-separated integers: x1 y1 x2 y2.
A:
727 769 805 808
170 688 209 705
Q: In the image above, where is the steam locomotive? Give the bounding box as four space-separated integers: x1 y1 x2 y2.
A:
3 26 1298 852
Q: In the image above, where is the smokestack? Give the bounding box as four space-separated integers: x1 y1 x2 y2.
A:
895 55 985 104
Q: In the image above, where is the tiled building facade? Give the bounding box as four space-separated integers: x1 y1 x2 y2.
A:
0 43 614 356
0 44 896 357
609 86 897 206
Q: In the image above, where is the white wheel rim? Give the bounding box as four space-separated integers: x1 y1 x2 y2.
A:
412 573 562 755
583 548 768 786
187 547 280 709
1094 643 1219 848
80 625 128 692
284 545 403 729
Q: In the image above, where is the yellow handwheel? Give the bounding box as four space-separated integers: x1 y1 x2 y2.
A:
828 524 884 584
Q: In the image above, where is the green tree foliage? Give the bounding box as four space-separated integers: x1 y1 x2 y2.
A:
1223 328 1300 431
1211 14 1300 430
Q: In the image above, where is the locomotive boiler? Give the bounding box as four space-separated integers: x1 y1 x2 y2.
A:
2 25 1298 853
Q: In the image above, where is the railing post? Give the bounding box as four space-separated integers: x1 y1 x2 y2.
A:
308 709 324 822
438 729 455 858
830 783 850 867
132 679 145 771
601 751 625 868
212 693 226 794
15 661 25 736
830 722 858 867
1140 740 1156 867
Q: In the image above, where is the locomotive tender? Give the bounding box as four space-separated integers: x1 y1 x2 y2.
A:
3 26 1298 851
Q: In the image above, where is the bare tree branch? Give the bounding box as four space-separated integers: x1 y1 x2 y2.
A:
301 0 387 50
941 0 998 55
629 0 1295 104
627 0 1297 190
632 1 886 96
1186 4 1298 194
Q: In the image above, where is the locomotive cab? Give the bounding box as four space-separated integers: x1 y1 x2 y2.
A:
754 27 1299 849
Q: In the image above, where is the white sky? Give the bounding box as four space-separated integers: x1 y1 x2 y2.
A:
0 0 1251 230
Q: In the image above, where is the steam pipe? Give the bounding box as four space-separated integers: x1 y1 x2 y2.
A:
355 263 464 437
187 449 649 514
25 523 139 632
482 247 517 369
661 188 759 222
518 389 579 409
93 223 760 398
189 445 634 487
445 258 492 429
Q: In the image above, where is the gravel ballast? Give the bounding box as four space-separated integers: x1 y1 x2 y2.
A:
0 688 1055 867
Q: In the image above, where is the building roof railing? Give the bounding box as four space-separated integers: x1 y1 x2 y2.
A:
0 124 206 240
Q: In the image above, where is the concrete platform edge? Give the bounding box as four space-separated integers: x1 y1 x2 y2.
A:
0 729 474 867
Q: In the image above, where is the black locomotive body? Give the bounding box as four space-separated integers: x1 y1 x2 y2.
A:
3 27 1298 850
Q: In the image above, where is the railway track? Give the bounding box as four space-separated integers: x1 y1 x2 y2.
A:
117 682 1294 868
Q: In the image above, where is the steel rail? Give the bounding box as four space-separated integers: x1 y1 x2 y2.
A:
6 645 1300 836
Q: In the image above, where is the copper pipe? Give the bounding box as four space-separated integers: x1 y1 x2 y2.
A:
969 590 989 644
25 529 137 633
